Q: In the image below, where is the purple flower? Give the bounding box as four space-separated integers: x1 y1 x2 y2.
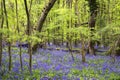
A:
40 77 50 80
90 63 96 67
12 67 19 73
75 66 82 70
33 64 38 69
14 75 19 79
62 76 68 80
41 63 51 71
92 78 96 80
83 63 89 67
55 64 61 71
76 78 80 80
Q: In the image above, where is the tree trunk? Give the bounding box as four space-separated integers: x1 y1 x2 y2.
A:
8 42 11 71
37 0 57 32
0 34 2 67
66 0 74 61
74 0 79 47
24 0 32 74
107 36 120 62
116 38 120 56
88 40 95 55
32 0 57 52
0 1 4 67
68 38 74 61
81 40 86 63
15 0 23 71
87 0 98 55
3 0 12 71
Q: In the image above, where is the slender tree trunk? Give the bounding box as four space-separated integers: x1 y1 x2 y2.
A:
0 1 4 67
29 0 33 13
15 0 23 71
74 0 79 47
81 40 86 63
66 0 74 61
3 0 12 71
88 0 98 55
8 42 11 71
61 0 65 46
32 0 57 52
24 0 32 74
0 32 2 67
47 29 50 46
114 29 120 56
53 0 60 47
68 38 74 61
108 35 120 56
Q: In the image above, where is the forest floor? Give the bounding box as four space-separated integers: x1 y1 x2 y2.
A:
0 45 120 80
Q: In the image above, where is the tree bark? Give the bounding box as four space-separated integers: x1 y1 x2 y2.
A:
113 36 120 56
116 40 120 56
74 0 79 47
32 0 57 52
66 0 75 61
87 0 98 55
24 0 32 74
81 40 86 63
0 1 4 67
37 0 57 32
15 0 23 71
3 0 12 71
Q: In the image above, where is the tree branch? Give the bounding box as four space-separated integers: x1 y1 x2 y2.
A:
37 0 57 32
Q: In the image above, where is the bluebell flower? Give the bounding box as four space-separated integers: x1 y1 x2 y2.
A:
13 61 20 67
94 45 98 49
55 64 61 71
40 77 50 80
102 63 109 74
33 78 37 80
42 63 51 71
14 75 19 79
33 64 38 69
75 78 80 80
91 78 96 80
90 63 96 67
83 63 89 67
12 67 19 73
37 61 42 68
62 76 68 80
62 66 70 74
52 76 57 80
76 66 82 70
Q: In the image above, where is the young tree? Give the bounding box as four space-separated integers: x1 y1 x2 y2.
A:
15 0 23 71
3 0 12 71
24 0 32 73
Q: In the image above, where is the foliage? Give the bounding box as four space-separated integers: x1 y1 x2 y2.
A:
0 49 120 79
0 0 120 79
